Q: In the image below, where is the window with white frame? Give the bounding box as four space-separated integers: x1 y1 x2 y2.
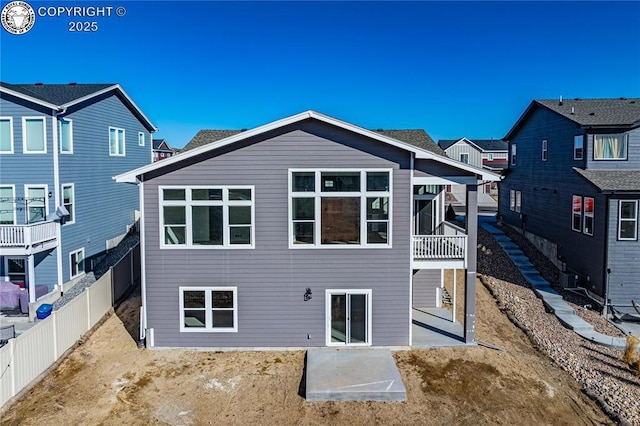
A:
290 170 391 247
572 195 582 232
593 134 628 160
487 153 494 161
109 127 125 156
60 118 73 154
510 144 517 165
5 258 25 283
574 135 583 160
69 248 85 279
0 117 14 153
509 189 521 213
62 184 75 224
179 286 237 332
23 117 46 153
515 190 521 213
460 153 469 164
25 185 47 224
541 139 548 161
0 185 15 224
583 197 594 236
618 200 638 240
138 132 145 146
161 186 254 248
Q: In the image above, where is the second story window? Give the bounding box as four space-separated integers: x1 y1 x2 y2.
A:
572 196 582 232
62 183 75 224
594 134 627 160
0 117 14 153
60 118 73 154
23 117 46 153
0 186 15 224
619 200 638 240
510 144 517 166
138 132 145 146
25 186 47 224
460 153 469 164
109 127 125 156
574 135 584 160
541 140 548 161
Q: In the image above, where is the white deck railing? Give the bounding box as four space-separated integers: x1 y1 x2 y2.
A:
413 221 467 260
0 221 59 247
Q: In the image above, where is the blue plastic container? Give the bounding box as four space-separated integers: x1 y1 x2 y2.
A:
36 303 53 320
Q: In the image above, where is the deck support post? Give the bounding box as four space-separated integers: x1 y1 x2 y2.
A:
464 184 478 343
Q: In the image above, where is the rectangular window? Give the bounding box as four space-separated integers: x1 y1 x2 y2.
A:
574 135 583 160
25 185 47 224
62 184 75 224
509 189 515 211
69 248 85 279
541 139 548 161
487 153 494 161
138 132 145 146
5 258 26 283
0 185 15 224
179 286 238 332
510 144 517 166
160 186 254 248
60 118 73 154
593 134 628 160
23 117 46 153
572 195 582 232
109 127 125 156
583 197 594 236
515 191 521 213
460 153 469 164
619 200 638 240
0 117 14 153
290 170 392 247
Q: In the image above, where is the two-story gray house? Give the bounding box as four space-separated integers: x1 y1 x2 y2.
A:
499 98 640 316
0 82 156 310
116 111 498 349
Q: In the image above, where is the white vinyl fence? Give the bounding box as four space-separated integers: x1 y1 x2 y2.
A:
0 270 113 407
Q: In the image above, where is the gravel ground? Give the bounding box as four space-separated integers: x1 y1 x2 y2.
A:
53 234 139 310
478 226 640 425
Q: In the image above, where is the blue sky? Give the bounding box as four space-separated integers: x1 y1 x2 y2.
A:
2 1 639 148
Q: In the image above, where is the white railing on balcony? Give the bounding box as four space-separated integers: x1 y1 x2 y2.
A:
0 221 59 247
413 221 468 261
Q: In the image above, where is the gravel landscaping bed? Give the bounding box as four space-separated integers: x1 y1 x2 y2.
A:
53 234 139 310
478 227 640 425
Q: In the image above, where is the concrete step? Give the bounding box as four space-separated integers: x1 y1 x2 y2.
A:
543 299 576 316
575 330 627 350
555 312 593 331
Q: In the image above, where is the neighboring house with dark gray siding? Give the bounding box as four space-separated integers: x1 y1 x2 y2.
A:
117 111 498 349
499 98 640 316
0 82 156 312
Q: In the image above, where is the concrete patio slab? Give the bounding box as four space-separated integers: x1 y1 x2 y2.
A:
412 308 470 348
305 348 406 402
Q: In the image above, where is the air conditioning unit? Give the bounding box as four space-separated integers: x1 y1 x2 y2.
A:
559 271 577 289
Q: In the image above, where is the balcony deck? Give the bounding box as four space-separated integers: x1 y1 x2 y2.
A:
0 221 59 255
412 222 467 269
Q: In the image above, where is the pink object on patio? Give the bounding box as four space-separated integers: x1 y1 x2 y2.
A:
0 281 23 309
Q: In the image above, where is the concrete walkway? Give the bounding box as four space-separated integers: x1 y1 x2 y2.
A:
480 221 627 350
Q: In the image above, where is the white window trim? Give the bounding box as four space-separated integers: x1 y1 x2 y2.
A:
159 186 255 249
0 184 16 225
541 139 548 161
509 189 515 211
325 289 372 347
24 184 49 224
288 169 393 249
109 126 126 156
138 132 145 146
459 153 469 163
179 286 238 333
515 190 521 213
22 116 47 154
572 195 582 233
69 248 85 280
593 134 628 161
618 200 638 241
510 144 517 166
583 197 594 236
0 117 14 154
59 118 73 154
573 135 584 160
4 257 26 283
62 183 75 225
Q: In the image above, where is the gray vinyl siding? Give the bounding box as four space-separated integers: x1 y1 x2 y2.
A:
586 127 640 170
412 269 441 308
143 121 412 348
499 106 607 296
444 140 482 168
58 93 150 281
606 197 640 314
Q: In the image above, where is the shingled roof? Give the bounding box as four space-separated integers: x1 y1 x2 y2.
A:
183 128 444 156
574 168 640 193
0 82 115 105
438 138 507 152
506 98 640 140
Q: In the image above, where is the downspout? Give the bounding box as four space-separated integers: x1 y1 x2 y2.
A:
52 108 65 294
408 152 415 347
602 193 611 317
138 176 148 343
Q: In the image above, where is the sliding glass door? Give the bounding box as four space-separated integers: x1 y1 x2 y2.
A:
326 290 371 345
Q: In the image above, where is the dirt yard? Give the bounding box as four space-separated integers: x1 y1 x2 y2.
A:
1 282 613 426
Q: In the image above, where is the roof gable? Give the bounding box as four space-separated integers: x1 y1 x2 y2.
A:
0 82 157 132
116 110 499 183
